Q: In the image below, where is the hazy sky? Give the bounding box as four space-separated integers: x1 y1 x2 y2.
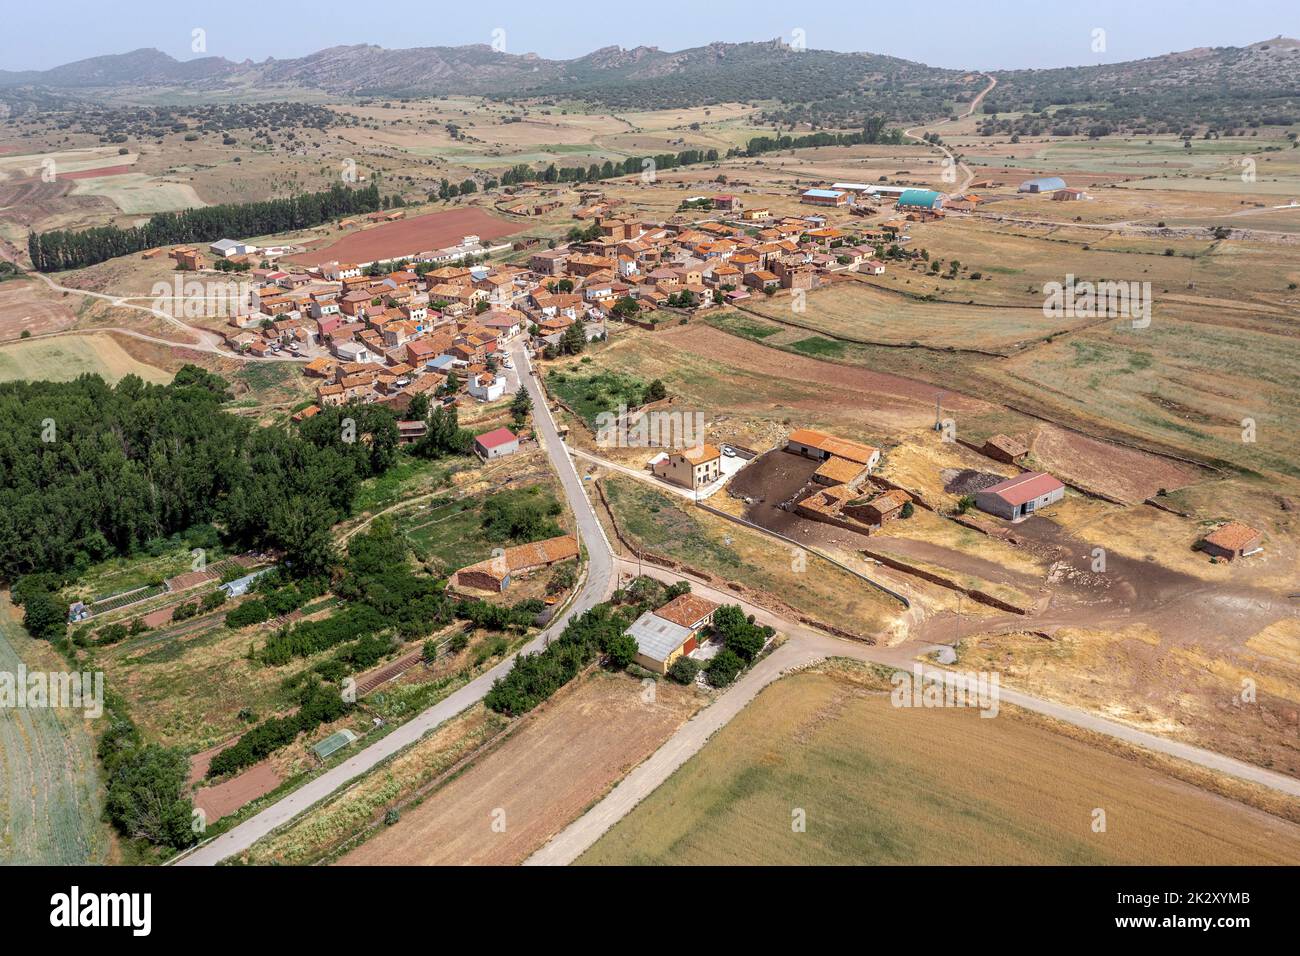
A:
3 0 1296 72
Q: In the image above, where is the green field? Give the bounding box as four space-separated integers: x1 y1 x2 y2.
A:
546 366 650 428
581 665 1300 865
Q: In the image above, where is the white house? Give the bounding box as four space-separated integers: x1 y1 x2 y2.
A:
467 372 507 402
210 238 255 258
335 341 374 364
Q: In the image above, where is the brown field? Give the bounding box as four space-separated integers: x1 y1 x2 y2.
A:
56 165 134 181
192 761 283 823
581 665 1300 865
339 670 703 866
0 278 81 341
286 207 519 267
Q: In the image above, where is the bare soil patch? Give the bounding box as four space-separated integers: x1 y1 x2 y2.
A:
286 207 518 267
338 671 701 865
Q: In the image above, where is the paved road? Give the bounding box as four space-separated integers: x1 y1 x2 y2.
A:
174 343 616 865
527 558 1300 865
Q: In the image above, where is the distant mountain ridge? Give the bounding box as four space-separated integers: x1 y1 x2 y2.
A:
1 37 1296 128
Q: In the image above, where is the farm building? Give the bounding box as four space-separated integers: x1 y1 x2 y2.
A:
627 593 720 675
981 434 1028 464
1052 188 1090 201
812 456 869 489
652 444 722 491
844 489 912 526
210 238 255 258
975 472 1065 520
786 429 880 472
450 535 580 593
896 189 944 211
474 427 519 459
1198 522 1262 561
1018 177 1067 194
801 188 849 207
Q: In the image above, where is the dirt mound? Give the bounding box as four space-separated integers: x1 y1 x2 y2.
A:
942 468 1006 495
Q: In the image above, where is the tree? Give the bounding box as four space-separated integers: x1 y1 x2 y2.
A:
668 656 701 685
20 589 66 643
706 648 744 687
642 379 668 404
407 393 430 422
560 322 586 355
104 744 195 849
900 501 915 519
604 632 638 669
510 388 532 425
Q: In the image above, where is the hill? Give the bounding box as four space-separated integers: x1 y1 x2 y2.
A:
1 37 1296 130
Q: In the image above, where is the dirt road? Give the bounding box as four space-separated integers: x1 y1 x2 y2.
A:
904 74 997 197
526 558 1300 865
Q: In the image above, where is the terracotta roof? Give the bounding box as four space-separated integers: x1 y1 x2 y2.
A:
980 471 1064 506
679 443 721 464
1203 522 1261 552
506 534 579 571
655 593 720 629
787 428 878 465
475 427 518 450
984 434 1028 458
854 489 910 512
814 456 866 485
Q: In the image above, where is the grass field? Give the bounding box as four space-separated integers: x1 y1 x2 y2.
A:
580 664 1300 865
0 597 110 864
0 333 172 385
603 476 901 639
737 281 1090 352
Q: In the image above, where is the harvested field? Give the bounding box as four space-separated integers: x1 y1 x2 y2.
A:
0 333 172 384
0 596 109 864
594 323 986 436
339 671 702 866
581 665 1300 865
68 174 205 215
738 280 1092 352
0 278 80 341
287 207 518 267
1025 422 1203 503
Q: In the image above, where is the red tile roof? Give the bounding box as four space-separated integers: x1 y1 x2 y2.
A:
980 471 1064 506
475 427 518 450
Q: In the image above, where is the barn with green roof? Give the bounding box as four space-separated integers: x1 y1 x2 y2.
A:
896 189 944 211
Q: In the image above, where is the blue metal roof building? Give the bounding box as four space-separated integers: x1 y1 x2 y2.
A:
896 189 944 210
1019 176 1067 193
